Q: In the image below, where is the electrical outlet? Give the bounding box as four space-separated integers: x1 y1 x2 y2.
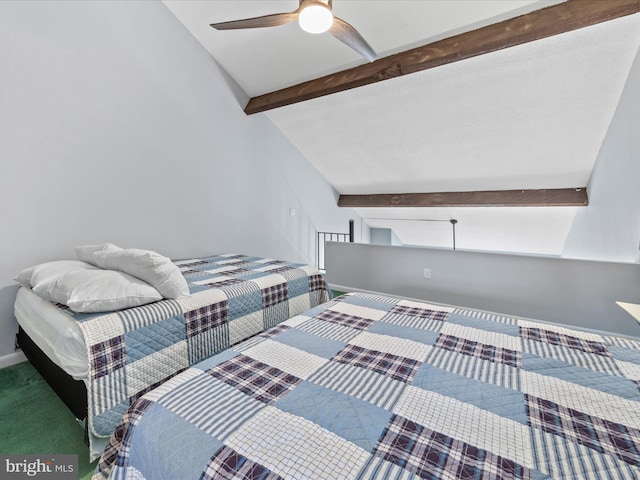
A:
289 208 296 216
423 268 431 279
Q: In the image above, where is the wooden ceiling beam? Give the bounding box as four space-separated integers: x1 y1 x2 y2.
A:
244 0 640 115
337 188 589 208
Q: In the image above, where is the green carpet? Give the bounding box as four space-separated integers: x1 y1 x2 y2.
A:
0 361 96 479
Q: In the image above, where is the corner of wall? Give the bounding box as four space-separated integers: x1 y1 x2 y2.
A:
561 45 640 263
0 351 27 370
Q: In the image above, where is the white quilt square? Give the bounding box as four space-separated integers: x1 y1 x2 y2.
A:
227 406 371 479
242 339 328 379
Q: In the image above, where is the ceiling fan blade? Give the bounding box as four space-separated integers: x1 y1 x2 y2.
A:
211 11 299 30
329 16 376 62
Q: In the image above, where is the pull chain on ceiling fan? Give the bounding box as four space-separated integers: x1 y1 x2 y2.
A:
210 0 376 62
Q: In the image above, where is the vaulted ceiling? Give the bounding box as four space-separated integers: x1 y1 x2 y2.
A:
163 1 640 255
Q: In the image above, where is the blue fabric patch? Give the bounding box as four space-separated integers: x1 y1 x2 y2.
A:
275 329 346 359
188 283 213 294
125 315 186 363
413 365 528 424
521 353 640 400
368 321 440 346
609 344 640 364
131 405 222 480
301 301 339 318
192 272 218 282
340 295 396 313
228 290 263 318
69 310 109 323
196 348 241 371
93 402 130 436
287 277 312 298
276 381 392 452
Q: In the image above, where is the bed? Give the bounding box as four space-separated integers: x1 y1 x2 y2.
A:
93 291 640 479
14 247 331 460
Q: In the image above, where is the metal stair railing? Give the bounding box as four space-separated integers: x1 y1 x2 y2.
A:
316 220 354 271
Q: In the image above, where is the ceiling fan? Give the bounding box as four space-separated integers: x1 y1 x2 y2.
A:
210 0 376 62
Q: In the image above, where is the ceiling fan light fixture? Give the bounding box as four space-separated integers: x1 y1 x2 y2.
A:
298 4 333 34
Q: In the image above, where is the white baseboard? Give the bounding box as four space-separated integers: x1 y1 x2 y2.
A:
0 351 27 369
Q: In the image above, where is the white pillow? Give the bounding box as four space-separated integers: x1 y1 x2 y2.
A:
33 268 162 313
74 243 119 266
93 246 189 299
15 260 99 288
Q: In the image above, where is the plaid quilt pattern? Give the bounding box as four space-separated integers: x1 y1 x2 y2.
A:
332 344 420 383
373 414 533 480
94 292 640 480
203 446 283 480
207 354 301 404
526 394 640 467
521 326 610 356
96 397 154 477
308 273 328 292
262 282 288 309
185 300 228 337
435 333 521 367
89 336 125 380
200 278 245 288
254 324 291 341
316 309 375 330
390 304 449 321
69 254 330 453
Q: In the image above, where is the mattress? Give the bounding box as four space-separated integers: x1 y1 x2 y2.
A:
94 292 640 480
14 286 87 378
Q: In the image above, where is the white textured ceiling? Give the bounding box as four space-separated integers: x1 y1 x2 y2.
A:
266 14 640 195
163 1 640 256
163 0 561 96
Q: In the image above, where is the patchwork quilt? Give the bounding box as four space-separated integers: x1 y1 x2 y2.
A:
66 254 330 442
94 292 640 479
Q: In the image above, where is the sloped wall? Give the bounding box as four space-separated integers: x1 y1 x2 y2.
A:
0 1 358 360
562 46 640 263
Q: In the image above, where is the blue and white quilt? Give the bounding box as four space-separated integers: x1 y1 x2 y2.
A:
67 254 330 443
94 292 640 479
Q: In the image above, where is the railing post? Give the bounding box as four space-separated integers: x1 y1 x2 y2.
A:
450 219 457 250
349 219 354 243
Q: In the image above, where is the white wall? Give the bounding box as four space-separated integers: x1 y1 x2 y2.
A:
0 1 359 359
326 242 640 338
562 46 640 263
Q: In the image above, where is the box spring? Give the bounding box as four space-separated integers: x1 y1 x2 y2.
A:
17 326 87 421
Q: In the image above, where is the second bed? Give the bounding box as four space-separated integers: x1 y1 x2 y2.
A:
15 252 331 459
